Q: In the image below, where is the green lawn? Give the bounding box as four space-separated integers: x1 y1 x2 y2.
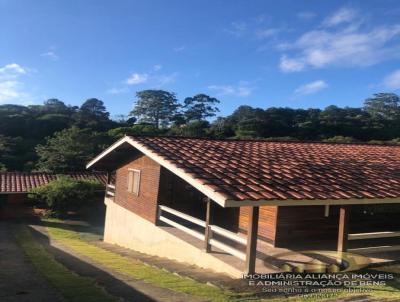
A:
36 219 400 302
44 219 261 302
14 225 116 302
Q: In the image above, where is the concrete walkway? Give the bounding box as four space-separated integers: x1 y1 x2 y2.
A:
0 221 63 302
30 223 207 302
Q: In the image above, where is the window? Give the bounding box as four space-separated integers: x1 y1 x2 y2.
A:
127 169 141 196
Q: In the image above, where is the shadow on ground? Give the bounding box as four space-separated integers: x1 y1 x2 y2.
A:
26 220 159 302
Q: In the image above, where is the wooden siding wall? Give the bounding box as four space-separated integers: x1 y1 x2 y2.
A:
239 206 278 245
274 205 400 248
274 206 339 247
114 154 161 223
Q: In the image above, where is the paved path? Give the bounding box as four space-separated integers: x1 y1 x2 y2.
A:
0 221 64 302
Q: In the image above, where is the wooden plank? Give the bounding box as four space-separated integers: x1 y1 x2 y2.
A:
348 245 400 253
349 231 400 240
159 216 205 240
159 205 206 227
210 225 247 245
209 238 246 260
245 206 259 274
337 205 350 252
204 199 212 252
324 205 330 217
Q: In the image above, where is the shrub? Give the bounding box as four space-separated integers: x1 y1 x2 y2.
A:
323 136 356 143
29 176 103 216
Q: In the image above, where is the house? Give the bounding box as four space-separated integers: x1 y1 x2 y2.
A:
0 172 107 218
87 136 400 277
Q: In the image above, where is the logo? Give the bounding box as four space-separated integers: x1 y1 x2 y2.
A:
266 250 371 273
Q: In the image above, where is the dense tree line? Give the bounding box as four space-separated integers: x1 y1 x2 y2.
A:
0 91 399 172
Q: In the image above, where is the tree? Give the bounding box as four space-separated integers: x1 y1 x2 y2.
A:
80 98 110 119
183 94 220 122
131 90 179 128
364 93 400 120
75 98 113 131
35 127 105 172
43 99 73 115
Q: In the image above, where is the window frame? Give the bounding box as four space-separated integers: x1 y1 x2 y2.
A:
127 168 141 196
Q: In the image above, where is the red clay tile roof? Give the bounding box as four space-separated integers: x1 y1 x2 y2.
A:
0 172 107 193
129 136 400 202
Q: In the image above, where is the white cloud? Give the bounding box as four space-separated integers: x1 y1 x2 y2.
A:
383 69 400 90
279 23 400 72
41 51 59 61
323 7 357 27
0 63 27 80
297 11 316 20
153 64 162 71
256 27 283 39
280 55 305 72
208 82 254 97
173 45 186 52
125 73 149 85
155 72 178 86
225 21 247 37
294 80 328 95
0 63 31 104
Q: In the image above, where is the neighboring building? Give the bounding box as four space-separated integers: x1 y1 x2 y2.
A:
0 172 107 218
87 136 400 277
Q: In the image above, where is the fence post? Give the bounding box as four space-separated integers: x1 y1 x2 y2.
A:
204 198 212 252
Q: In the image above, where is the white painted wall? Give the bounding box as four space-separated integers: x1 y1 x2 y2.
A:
103 198 242 277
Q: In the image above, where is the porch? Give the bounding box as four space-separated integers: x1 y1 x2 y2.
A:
155 202 400 274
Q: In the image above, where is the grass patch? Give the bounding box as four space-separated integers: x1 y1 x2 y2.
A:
14 225 116 302
43 219 400 302
44 219 263 302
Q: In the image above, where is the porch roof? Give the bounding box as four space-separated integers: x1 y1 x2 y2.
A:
86 136 400 207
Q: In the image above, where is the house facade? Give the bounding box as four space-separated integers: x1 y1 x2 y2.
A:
87 136 400 277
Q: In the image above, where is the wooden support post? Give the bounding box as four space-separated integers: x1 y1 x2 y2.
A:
204 198 212 252
337 205 350 253
245 206 259 275
105 171 111 198
106 171 111 185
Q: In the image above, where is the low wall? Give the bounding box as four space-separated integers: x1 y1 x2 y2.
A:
103 198 242 277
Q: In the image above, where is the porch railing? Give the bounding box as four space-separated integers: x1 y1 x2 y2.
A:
105 184 115 198
158 205 205 240
347 231 400 253
157 205 246 260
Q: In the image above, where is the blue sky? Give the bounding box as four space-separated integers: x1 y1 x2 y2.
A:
1 0 400 118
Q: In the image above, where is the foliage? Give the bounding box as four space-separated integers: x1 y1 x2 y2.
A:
131 90 180 128
35 127 110 172
323 136 357 143
107 124 163 139
183 94 220 122
1 92 400 172
169 120 210 137
29 176 103 215
363 93 400 120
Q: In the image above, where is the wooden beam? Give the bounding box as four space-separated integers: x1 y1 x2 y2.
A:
245 206 259 274
204 198 212 252
337 205 350 253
